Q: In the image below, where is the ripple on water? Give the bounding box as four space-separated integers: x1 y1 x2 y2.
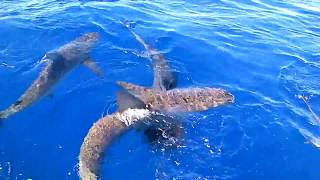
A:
149 112 240 179
0 0 320 179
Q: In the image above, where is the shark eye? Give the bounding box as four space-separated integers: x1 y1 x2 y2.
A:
182 97 188 103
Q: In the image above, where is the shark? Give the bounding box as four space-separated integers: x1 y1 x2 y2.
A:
79 108 153 180
122 21 177 90
118 24 181 144
78 26 234 179
79 85 234 179
0 32 103 120
117 81 234 113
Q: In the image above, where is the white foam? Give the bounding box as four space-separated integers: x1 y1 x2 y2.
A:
116 108 152 126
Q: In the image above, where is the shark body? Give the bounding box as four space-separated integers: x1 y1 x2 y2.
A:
0 32 103 120
117 81 234 113
79 108 153 180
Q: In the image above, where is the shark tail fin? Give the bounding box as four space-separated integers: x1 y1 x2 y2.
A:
120 21 151 51
0 107 15 120
0 100 22 120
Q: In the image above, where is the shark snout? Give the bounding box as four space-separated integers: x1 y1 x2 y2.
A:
212 88 235 105
223 91 235 104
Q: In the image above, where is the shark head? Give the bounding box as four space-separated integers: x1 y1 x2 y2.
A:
53 32 101 67
71 32 100 54
199 87 235 107
77 32 100 44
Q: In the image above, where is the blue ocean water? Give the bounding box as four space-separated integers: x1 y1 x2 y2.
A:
0 0 319 179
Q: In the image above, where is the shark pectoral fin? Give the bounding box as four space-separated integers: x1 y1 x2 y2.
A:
83 59 104 78
117 91 146 112
116 81 150 100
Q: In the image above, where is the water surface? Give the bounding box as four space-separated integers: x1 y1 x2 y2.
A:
0 0 319 179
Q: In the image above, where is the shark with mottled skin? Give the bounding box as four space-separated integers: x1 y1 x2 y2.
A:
117 81 234 112
0 32 103 120
79 85 234 179
119 24 181 144
79 108 154 180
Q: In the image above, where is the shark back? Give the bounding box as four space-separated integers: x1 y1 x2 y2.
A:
162 87 235 112
117 81 235 113
79 109 152 180
58 32 100 63
0 32 101 120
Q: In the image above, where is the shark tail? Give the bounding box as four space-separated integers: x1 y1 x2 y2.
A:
0 99 24 120
79 115 127 180
121 21 151 51
0 106 17 120
301 96 320 123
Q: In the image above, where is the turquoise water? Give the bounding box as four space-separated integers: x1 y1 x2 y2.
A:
0 0 320 179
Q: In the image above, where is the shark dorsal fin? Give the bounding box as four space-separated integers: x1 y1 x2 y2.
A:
117 91 145 112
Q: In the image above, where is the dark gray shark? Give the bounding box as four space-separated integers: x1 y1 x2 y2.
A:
0 32 103 120
123 22 177 90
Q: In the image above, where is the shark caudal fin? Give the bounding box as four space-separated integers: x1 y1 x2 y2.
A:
0 106 16 120
0 99 24 120
117 91 145 112
0 111 8 120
